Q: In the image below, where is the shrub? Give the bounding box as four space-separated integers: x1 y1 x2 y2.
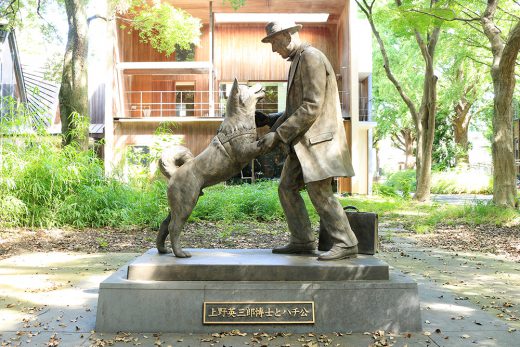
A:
190 181 285 222
380 170 416 198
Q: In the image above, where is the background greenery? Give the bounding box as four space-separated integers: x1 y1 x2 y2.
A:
0 96 517 234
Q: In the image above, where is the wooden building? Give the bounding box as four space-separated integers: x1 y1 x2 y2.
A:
93 0 375 194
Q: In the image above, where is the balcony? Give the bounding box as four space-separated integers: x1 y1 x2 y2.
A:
115 90 356 121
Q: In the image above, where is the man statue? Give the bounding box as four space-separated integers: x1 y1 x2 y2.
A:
256 20 358 261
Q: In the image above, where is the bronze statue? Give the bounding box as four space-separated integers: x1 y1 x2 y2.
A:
257 20 359 260
156 80 270 257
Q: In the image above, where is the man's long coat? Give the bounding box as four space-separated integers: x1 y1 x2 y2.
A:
272 43 355 183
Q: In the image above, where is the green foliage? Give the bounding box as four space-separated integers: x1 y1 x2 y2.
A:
430 170 492 194
377 168 493 196
408 201 519 233
123 1 202 57
337 194 519 234
223 0 247 10
0 96 169 228
432 109 457 170
379 170 416 198
190 181 285 222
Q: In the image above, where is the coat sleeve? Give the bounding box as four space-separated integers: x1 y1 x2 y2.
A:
275 50 326 144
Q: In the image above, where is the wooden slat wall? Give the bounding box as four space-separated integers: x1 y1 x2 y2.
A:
337 3 350 116
117 21 210 62
114 121 222 158
215 23 338 82
336 3 353 193
337 120 352 193
118 21 338 81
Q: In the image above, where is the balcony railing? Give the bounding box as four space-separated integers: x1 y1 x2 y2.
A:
119 90 365 120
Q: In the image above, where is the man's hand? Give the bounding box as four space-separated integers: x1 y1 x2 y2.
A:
257 131 281 154
255 111 270 127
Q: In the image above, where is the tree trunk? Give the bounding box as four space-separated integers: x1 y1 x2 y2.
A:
491 67 517 206
59 0 89 149
481 1 520 207
452 97 472 166
402 129 415 169
414 62 437 202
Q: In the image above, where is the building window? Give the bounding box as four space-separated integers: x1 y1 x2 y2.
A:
218 81 287 116
175 82 195 117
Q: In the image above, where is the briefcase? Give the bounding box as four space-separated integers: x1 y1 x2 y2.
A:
318 206 379 255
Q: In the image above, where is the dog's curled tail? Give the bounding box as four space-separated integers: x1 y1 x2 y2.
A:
159 145 194 179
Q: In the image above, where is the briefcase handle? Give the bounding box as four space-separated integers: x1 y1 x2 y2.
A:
343 205 360 212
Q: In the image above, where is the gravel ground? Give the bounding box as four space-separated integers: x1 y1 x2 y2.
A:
1 220 519 262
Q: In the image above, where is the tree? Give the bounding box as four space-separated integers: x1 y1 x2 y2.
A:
59 0 89 149
435 36 490 167
372 36 420 169
480 0 520 207
391 1 519 205
357 0 442 201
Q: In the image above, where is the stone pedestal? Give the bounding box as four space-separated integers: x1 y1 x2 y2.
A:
96 249 422 333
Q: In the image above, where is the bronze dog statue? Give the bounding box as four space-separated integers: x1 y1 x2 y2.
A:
156 79 267 257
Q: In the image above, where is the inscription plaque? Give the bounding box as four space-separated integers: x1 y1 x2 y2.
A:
203 301 315 324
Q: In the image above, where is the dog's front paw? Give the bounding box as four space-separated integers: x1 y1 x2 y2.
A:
157 245 171 254
173 248 192 258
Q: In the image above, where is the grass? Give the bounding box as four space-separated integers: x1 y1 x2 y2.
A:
375 169 493 198
338 194 519 233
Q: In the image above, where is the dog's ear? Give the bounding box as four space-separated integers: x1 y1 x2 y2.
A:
230 78 239 100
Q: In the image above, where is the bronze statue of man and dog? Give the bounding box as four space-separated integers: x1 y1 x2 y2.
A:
157 20 359 261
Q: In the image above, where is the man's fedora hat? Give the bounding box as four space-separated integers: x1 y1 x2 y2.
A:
261 20 303 43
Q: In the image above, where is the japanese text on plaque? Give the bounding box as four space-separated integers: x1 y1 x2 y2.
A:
203 302 315 324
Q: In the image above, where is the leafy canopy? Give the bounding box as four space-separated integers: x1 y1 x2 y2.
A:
118 1 202 57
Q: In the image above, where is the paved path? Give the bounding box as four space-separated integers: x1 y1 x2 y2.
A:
0 241 518 346
430 194 493 205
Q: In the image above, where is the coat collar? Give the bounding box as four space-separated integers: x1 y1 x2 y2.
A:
287 43 310 91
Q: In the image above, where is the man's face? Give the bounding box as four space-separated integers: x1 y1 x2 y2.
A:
269 32 292 59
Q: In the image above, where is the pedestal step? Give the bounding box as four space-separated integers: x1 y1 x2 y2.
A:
127 249 389 281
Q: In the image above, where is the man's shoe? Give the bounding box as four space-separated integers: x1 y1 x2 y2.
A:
272 242 315 254
317 245 358 261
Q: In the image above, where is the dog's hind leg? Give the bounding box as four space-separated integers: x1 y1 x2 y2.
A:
156 214 171 254
168 183 201 258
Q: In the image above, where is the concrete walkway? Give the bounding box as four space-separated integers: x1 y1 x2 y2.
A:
430 194 493 205
0 243 518 347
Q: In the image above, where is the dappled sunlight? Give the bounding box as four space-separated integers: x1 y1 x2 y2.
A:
393 210 430 217
0 309 27 330
0 252 134 332
0 252 104 266
423 302 476 314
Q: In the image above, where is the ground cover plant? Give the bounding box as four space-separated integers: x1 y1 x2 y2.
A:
375 169 493 198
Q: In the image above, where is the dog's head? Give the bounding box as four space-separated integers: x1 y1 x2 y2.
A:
226 78 265 118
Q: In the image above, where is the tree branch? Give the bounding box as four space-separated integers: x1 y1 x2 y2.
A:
87 14 109 24
355 0 419 119
499 19 520 79
465 55 492 68
407 8 480 22
496 7 520 22
481 0 504 72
